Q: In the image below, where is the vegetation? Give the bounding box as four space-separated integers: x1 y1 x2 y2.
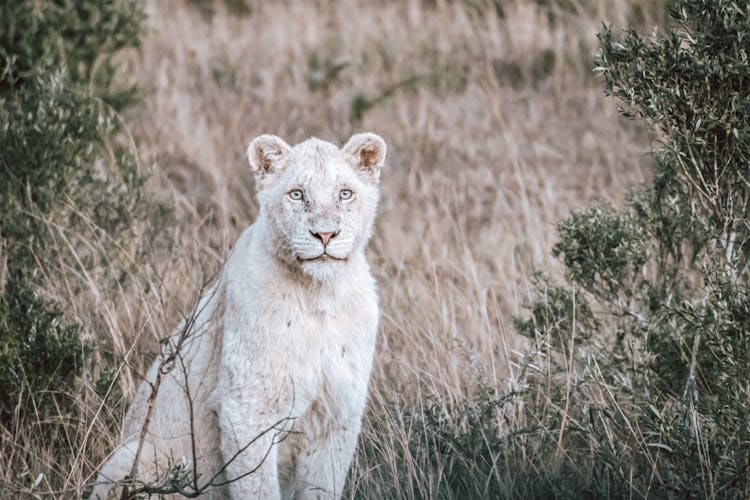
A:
0 1 143 105
0 1 147 495
6 0 749 498
358 0 750 498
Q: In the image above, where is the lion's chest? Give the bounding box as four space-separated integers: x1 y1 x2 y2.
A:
271 290 375 409
222 277 378 420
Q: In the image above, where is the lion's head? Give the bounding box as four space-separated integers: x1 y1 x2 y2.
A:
247 133 386 281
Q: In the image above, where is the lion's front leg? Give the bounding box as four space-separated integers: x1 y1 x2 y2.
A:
217 394 293 500
290 420 361 500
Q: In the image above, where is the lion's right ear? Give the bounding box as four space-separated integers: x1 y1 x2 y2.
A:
342 132 387 182
247 134 292 179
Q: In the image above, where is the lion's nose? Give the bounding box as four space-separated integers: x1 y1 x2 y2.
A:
311 231 337 247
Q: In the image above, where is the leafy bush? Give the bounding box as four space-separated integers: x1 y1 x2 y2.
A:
518 0 750 496
0 271 89 423
0 0 144 107
0 73 145 271
0 1 146 424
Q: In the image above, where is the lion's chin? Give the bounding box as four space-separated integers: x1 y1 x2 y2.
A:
297 253 349 281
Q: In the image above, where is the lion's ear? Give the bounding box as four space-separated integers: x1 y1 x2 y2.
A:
247 134 292 179
342 133 387 180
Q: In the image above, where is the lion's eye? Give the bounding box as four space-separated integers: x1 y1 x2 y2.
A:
340 189 353 200
288 189 304 201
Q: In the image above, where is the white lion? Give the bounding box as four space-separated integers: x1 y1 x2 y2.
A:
90 133 387 499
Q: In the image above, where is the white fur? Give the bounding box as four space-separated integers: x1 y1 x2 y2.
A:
90 133 387 499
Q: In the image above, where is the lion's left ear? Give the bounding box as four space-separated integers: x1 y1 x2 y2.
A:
342 133 387 180
247 134 292 180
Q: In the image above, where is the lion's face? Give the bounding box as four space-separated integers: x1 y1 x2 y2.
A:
247 133 386 280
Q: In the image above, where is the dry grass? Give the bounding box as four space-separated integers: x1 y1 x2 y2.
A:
126 0 655 393
2 0 667 497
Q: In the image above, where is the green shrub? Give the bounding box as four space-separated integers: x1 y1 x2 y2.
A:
0 73 145 271
0 0 144 107
553 204 649 301
0 1 147 426
515 0 750 496
0 271 89 422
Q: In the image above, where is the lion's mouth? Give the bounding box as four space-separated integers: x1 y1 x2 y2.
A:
301 253 348 262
